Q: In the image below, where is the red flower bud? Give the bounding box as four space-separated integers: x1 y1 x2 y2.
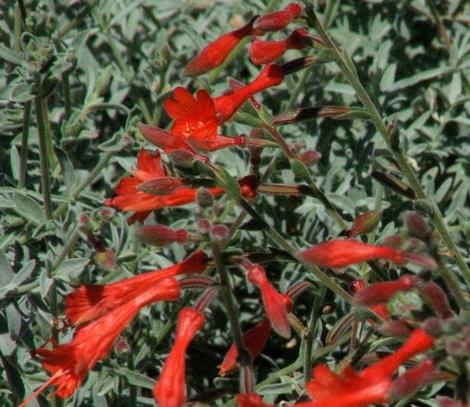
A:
353 275 417 306
406 211 431 240
253 3 303 32
242 260 292 338
135 224 189 247
239 175 259 199
419 281 454 319
299 149 322 166
298 239 406 269
137 177 185 195
348 210 382 238
388 359 435 402
249 28 310 65
184 18 257 77
219 319 271 376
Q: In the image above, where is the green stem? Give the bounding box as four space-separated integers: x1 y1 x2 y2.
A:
34 75 53 220
211 242 253 391
235 197 353 303
303 287 325 382
62 72 71 121
19 101 32 188
305 3 470 292
53 150 113 218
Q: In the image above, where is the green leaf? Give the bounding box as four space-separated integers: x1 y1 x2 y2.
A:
0 43 23 65
0 252 15 287
117 368 155 390
12 192 46 225
213 166 240 199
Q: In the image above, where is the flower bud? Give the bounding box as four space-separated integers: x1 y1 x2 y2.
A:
210 224 230 244
253 3 303 32
348 210 382 238
419 281 453 319
354 276 417 306
388 359 435 402
422 317 443 336
135 224 188 247
94 248 116 271
379 319 412 337
196 187 215 208
406 211 431 240
299 150 322 166
137 177 184 195
114 337 131 356
169 149 199 168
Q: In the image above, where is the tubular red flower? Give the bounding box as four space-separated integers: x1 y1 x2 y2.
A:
298 328 435 407
298 239 406 269
105 149 224 221
237 392 274 407
184 18 257 77
219 319 271 376
135 224 189 247
353 275 418 306
65 250 207 325
253 3 303 32
214 64 284 123
153 307 205 407
351 279 389 320
249 28 310 65
20 280 179 405
242 261 291 338
361 328 435 380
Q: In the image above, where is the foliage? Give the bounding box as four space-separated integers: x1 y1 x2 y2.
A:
0 0 469 406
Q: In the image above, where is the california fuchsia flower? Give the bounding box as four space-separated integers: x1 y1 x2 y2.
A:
253 3 303 32
298 239 406 269
20 280 179 405
296 328 435 407
104 149 224 222
65 250 207 325
135 224 190 247
153 307 205 407
353 275 418 306
184 18 257 77
237 392 274 407
249 28 311 65
219 319 271 376
242 260 292 338
214 64 284 123
418 281 454 319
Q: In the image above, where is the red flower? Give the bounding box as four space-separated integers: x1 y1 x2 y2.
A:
296 328 435 407
242 260 292 338
184 18 257 77
353 275 418 306
153 307 205 407
351 279 390 320
249 28 310 65
214 64 284 123
298 239 406 269
104 149 224 222
65 250 207 325
20 280 179 404
237 392 274 407
135 224 189 247
219 318 271 376
253 3 303 32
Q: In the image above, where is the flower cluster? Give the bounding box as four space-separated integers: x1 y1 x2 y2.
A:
22 3 468 407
